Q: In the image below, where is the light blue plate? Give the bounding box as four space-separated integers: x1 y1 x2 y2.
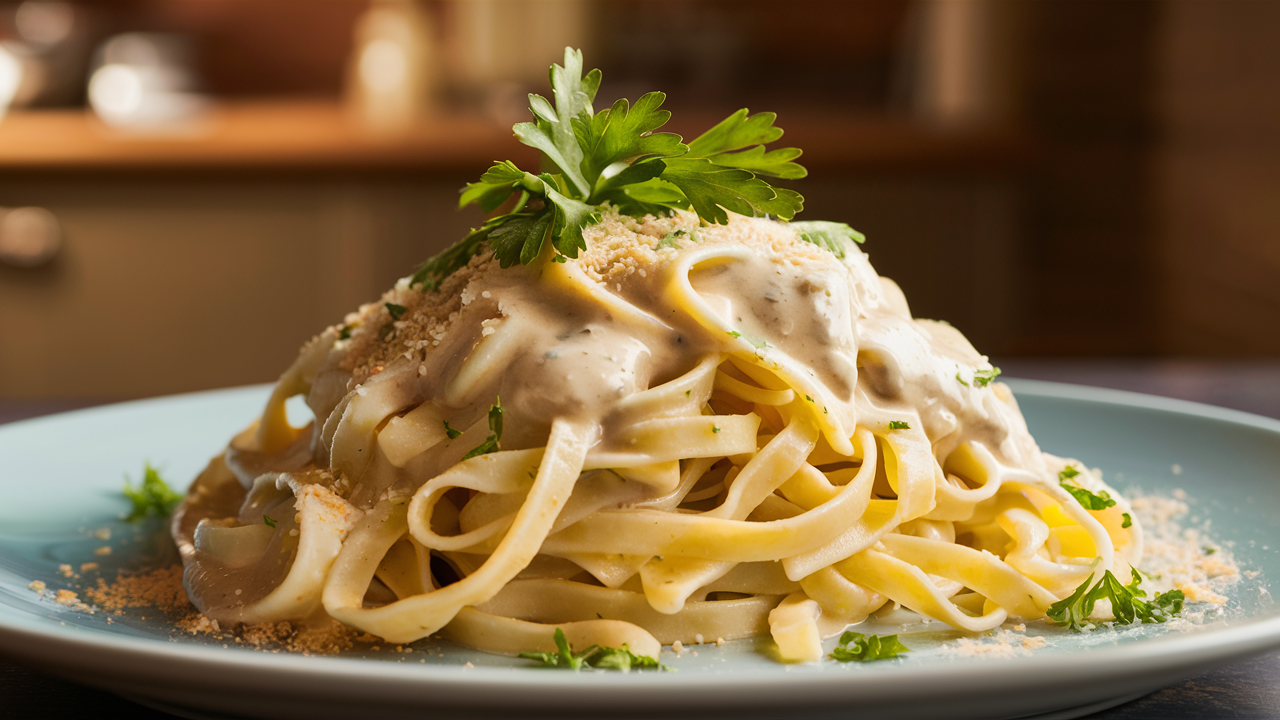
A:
1 380 1277 720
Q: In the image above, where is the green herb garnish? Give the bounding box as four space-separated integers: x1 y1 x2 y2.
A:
830 631 910 662
408 47 860 291
263 514 276 528
712 426 721 434
338 324 353 340
462 398 504 460
973 366 1002 387
1204 546 1216 555
384 303 407 320
956 373 969 387
790 221 864 258
1047 569 1185 632
888 420 910 430
657 229 688 249
123 463 182 521
519 628 663 672
443 420 462 439
1058 465 1117 511
1122 513 1133 528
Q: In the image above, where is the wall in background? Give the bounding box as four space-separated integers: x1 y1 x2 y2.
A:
1155 0 1280 356
2 0 1279 400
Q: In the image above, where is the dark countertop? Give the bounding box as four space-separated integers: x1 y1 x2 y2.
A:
3 359 1280 719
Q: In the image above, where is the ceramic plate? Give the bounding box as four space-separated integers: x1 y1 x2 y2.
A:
1 380 1277 720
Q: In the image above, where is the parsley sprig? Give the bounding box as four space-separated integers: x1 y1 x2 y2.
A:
830 631 911 662
519 628 664 672
1047 568 1185 632
462 398 504 460
408 47 865 290
123 463 183 521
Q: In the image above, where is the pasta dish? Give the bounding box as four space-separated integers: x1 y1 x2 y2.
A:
171 49 1154 663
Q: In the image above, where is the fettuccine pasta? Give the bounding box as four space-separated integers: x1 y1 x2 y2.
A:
172 211 1140 662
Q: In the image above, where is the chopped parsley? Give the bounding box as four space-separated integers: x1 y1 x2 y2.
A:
956 373 969 387
1122 513 1133 529
790 221 864 258
830 631 910 662
1204 546 1217 555
384 302 407 320
972 366 1002 387
888 420 910 430
337 324 353 340
1047 568 1184 632
519 628 663 672
407 47 860 290
657 229 687 249
262 514 276 528
727 330 742 338
685 390 691 397
805 395 814 402
442 420 462 439
462 398 504 460
1059 465 1117 511
123 463 183 521
712 425 721 434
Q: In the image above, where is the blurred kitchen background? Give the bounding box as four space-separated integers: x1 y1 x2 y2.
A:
1 0 1278 405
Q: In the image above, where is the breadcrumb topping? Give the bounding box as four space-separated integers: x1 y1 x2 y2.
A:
334 210 831 388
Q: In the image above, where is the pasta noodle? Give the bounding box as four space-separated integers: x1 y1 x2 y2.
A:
172 211 1141 662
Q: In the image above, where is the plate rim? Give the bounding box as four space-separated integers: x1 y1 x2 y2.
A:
2 379 1279 713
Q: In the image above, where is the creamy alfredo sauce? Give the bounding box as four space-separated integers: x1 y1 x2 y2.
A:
298 212 1049 510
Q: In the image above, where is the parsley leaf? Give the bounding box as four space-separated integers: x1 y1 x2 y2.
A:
519 628 597 670
592 645 663 672
442 420 462 439
575 92 685 186
463 398 504 460
684 109 806 179
830 631 910 662
409 47 818 288
661 158 800 224
1047 569 1185 632
385 303 407 321
262 514 276 528
973 366 1002 387
337 324 353 340
789 221 864 258
519 628 663 672
123 464 182 521
487 208 554 267
1123 513 1133 528
1058 465 1117 511
889 420 910 430
656 228 688 249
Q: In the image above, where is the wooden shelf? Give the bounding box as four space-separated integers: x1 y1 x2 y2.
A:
0 99 1029 174
0 99 536 173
